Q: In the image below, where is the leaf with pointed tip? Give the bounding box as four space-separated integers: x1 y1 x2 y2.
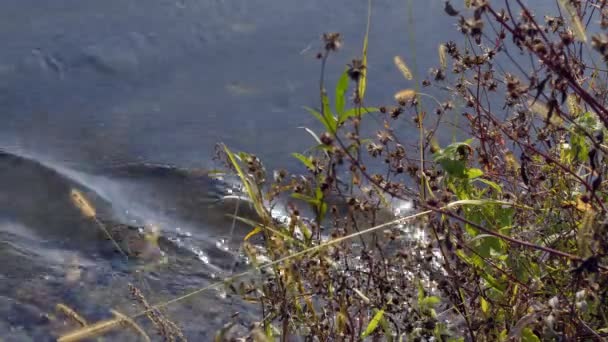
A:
358 0 372 100
292 153 315 171
335 70 349 116
361 309 384 338
304 106 334 133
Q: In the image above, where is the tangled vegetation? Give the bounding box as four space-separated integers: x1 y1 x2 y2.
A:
216 0 608 340
55 0 608 340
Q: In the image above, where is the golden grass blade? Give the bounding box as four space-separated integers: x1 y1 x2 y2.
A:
393 56 413 80
56 304 88 327
244 226 262 241
358 0 372 100
58 316 124 342
438 44 447 70
111 309 151 342
559 0 587 42
70 189 96 218
70 188 128 258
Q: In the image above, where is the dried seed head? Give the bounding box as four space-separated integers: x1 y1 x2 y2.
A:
394 89 417 104
560 29 575 46
320 132 334 146
347 59 365 82
322 32 342 51
390 107 403 119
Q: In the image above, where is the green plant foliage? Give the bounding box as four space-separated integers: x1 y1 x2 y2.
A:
211 1 608 340
361 309 385 339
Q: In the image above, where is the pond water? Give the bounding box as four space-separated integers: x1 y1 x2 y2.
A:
0 0 465 340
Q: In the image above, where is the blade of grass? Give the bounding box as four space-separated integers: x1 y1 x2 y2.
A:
358 0 372 100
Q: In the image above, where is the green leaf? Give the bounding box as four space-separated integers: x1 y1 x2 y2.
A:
440 159 467 177
319 201 328 222
480 296 490 314
417 282 425 303
358 0 372 100
304 106 332 132
420 296 441 309
568 131 589 162
321 93 337 132
521 328 540 342
380 313 393 342
315 185 324 201
298 221 313 241
291 192 318 205
448 338 465 342
475 235 505 258
339 107 380 124
335 70 349 116
575 111 601 131
433 140 474 178
466 168 484 179
474 178 502 193
480 272 506 293
361 309 384 338
292 153 315 170
223 145 267 221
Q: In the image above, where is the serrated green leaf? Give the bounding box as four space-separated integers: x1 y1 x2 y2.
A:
361 309 384 338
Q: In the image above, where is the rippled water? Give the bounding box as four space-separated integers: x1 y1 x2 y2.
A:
0 0 464 339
